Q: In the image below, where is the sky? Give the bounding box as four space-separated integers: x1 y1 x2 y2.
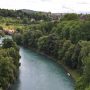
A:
0 0 90 13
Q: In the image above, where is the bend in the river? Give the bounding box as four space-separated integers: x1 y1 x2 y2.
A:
10 47 74 90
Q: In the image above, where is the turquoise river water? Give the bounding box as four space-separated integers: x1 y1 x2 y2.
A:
10 47 74 90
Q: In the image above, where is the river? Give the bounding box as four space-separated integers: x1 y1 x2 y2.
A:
9 47 74 90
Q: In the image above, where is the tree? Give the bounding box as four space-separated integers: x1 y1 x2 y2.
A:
40 22 54 34
22 18 29 24
38 34 59 57
61 13 79 20
75 54 90 90
13 33 22 45
58 40 72 60
22 30 42 48
64 44 75 68
0 39 20 90
85 86 90 90
2 39 16 48
83 55 90 83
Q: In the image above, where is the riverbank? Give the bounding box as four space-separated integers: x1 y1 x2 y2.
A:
0 37 20 90
40 53 80 81
10 47 74 90
27 47 80 81
57 61 80 81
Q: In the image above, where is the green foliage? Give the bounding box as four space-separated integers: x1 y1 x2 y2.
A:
75 76 87 90
38 34 59 57
13 33 22 45
22 18 29 24
0 31 5 37
75 54 90 90
55 21 90 43
10 11 90 90
83 55 90 82
0 38 20 90
40 22 55 34
2 39 16 48
58 40 72 60
61 13 79 20
64 44 75 67
0 9 50 21
0 26 3 30
85 86 90 90
22 30 42 48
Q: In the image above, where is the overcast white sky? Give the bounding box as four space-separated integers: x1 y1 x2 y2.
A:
0 0 90 13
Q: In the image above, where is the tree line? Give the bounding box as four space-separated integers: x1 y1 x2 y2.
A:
0 9 50 21
0 38 20 90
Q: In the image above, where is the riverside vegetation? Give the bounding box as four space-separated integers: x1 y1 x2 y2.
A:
0 9 90 90
0 38 20 90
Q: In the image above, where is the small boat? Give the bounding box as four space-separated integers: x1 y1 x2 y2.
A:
67 73 70 76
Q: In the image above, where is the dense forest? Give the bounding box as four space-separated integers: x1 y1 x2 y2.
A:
13 13 90 90
0 9 90 90
0 38 20 90
0 9 50 21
